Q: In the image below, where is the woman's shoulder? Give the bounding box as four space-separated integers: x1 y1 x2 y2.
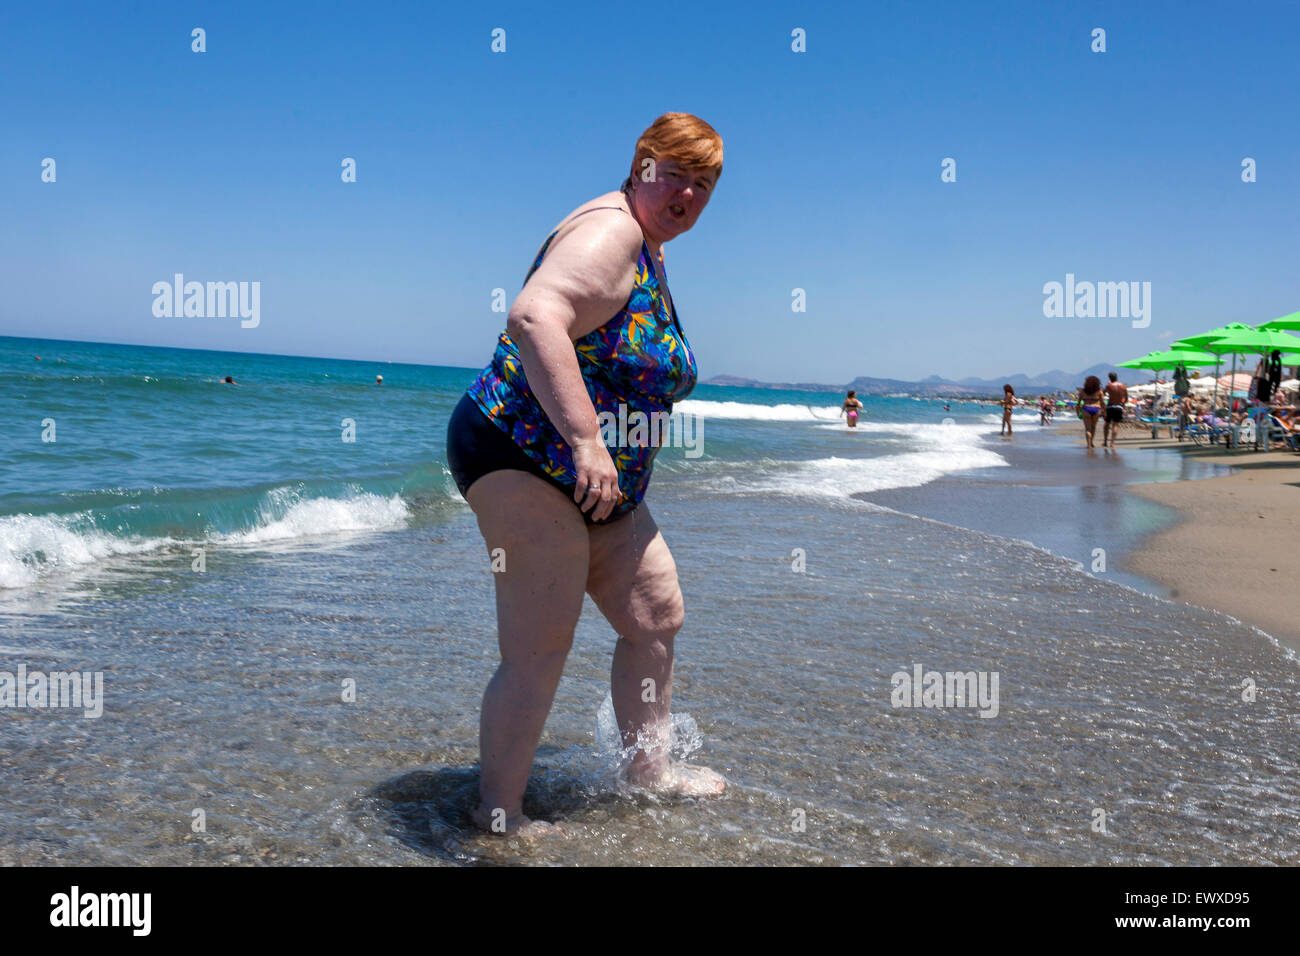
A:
550 192 641 239
539 192 645 267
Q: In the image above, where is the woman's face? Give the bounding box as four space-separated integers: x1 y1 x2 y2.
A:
630 159 717 244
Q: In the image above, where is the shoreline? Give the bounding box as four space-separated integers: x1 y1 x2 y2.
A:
1047 418 1300 654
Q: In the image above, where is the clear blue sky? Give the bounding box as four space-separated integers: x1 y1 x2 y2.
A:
3 0 1297 383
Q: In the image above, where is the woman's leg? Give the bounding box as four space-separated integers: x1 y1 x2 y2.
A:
465 470 590 831
585 506 725 796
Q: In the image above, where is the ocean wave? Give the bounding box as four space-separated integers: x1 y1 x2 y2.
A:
0 513 176 589
676 400 1043 430
0 489 411 590
816 419 980 435
217 489 409 545
674 400 842 422
981 412 1042 424
693 447 1009 500
673 406 1012 498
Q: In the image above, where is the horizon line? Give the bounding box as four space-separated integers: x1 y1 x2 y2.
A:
2 333 1118 386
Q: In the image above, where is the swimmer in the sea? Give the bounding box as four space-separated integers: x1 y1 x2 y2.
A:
840 389 863 428
223 375 237 384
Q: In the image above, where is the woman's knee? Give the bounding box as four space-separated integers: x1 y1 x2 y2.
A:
620 590 685 647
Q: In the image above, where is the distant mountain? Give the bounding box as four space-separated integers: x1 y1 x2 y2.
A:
703 365 1126 397
700 375 843 393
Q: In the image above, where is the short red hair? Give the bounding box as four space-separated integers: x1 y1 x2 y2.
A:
623 112 723 190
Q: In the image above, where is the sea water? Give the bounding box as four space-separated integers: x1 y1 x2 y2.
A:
2 336 1297 865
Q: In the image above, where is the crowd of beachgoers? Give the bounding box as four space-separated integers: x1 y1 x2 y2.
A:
1006 369 1300 451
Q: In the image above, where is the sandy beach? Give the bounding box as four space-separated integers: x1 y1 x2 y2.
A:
1051 418 1300 654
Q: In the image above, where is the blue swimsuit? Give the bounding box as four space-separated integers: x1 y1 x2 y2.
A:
448 206 697 521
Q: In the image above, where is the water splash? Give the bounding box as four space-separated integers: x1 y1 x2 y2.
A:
594 693 704 766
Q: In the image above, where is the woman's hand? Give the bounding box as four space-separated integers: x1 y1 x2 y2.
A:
570 436 621 522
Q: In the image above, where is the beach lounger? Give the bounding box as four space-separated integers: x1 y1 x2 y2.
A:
1265 414 1300 451
1184 420 1236 448
1138 413 1179 438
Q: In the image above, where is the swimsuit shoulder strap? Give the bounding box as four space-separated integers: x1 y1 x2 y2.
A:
527 205 634 281
560 205 630 227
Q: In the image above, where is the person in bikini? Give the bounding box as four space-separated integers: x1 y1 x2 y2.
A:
1077 375 1105 449
1000 384 1016 436
840 390 863 428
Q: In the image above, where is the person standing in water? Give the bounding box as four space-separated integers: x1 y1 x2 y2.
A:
840 390 863 428
1000 384 1015 436
445 113 725 836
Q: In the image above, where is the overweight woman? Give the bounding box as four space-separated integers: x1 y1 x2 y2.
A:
445 113 725 835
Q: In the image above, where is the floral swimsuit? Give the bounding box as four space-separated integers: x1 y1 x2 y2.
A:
462 207 697 519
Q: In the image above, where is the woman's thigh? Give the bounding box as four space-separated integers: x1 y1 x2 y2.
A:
585 506 684 644
466 470 590 658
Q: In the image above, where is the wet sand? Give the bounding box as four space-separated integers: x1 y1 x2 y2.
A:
1052 418 1300 653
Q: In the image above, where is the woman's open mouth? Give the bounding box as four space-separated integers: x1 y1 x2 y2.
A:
668 204 686 219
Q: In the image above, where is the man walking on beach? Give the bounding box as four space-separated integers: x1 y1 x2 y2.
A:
1103 372 1128 448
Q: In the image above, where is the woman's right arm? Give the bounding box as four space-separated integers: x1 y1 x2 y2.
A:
505 212 645 522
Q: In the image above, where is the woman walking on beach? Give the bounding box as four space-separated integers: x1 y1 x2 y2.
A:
840 390 863 428
1000 384 1015 436
445 113 725 835
1077 375 1105 449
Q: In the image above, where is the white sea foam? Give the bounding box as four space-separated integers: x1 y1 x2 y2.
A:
690 415 1009 499
0 490 410 589
700 448 1008 500
675 400 841 422
217 489 409 546
0 513 174 589
981 412 1042 425
678 399 1042 429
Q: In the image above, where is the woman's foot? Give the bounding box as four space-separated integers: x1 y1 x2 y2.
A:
471 803 565 838
625 762 727 797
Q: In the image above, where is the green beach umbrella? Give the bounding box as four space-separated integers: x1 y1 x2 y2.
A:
1171 325 1278 417
1115 351 1218 415
1169 327 1253 415
1171 323 1255 351
1204 327 1300 353
1198 327 1300 421
1258 310 1300 331
1118 349 1218 370
1204 328 1300 400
